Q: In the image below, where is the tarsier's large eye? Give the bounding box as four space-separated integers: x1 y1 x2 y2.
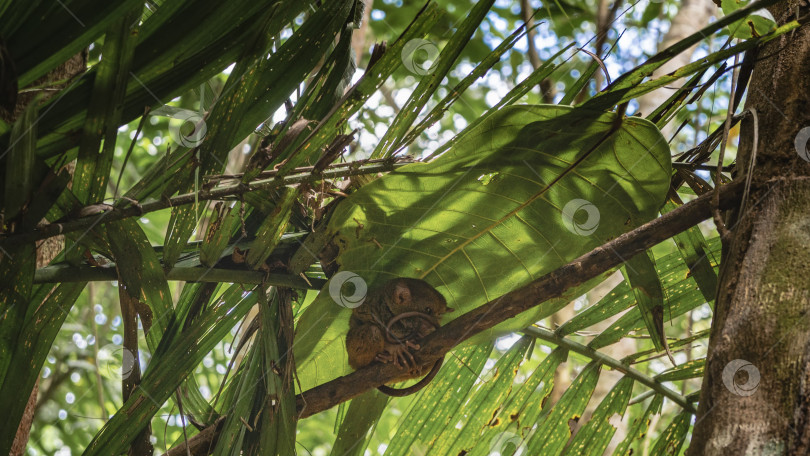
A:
424 307 433 315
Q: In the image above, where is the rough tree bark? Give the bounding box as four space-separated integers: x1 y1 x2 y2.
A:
688 2 810 454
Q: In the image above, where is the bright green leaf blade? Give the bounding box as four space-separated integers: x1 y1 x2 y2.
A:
588 239 720 350
663 199 718 303
427 336 533 455
526 362 601 454
650 411 692 456
612 394 663 455
371 0 496 158
470 347 568 456
559 237 721 338
384 342 493 455
721 0 776 39
656 358 706 382
3 98 38 219
561 376 634 456
624 250 667 352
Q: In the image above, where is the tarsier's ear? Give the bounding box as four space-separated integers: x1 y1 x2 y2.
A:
394 282 412 306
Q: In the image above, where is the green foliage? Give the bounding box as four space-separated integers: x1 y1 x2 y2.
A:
721 0 776 38
0 0 794 454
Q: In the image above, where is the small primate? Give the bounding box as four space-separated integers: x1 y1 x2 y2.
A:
346 277 453 396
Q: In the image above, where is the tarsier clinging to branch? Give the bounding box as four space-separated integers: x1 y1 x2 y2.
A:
346 277 453 396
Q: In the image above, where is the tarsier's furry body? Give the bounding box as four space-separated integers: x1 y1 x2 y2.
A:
346 277 453 396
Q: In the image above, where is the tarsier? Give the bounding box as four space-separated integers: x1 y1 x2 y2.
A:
346 277 453 396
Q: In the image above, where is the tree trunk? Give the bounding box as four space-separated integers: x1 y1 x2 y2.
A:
688 3 810 454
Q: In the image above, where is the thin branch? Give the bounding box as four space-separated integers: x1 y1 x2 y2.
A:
0 159 410 249
712 52 740 239
521 326 695 412
33 264 325 289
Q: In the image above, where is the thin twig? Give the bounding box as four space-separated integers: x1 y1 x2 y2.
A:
740 107 759 215
712 52 740 239
115 106 151 199
522 326 695 412
33 265 326 289
0 159 410 248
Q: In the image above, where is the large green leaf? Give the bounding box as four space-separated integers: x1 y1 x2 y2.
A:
720 0 775 39
294 104 672 390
